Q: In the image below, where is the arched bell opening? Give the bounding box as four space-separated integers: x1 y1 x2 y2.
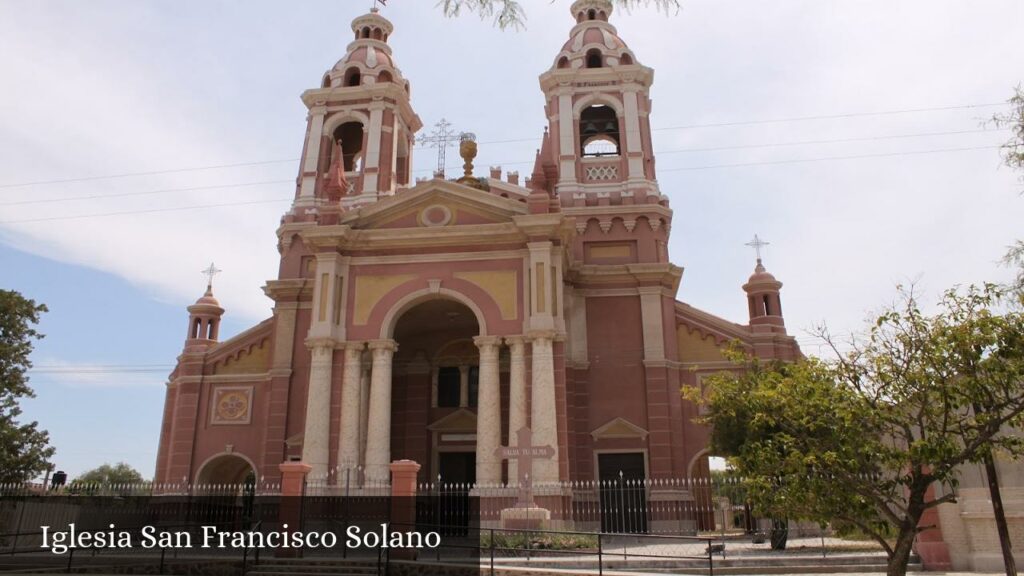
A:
332 121 365 172
580 104 621 157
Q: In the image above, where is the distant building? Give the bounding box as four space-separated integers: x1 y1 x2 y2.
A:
154 1 799 496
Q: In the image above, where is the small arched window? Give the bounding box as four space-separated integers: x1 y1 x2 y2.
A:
557 56 569 69
362 27 371 39
763 295 772 316
344 67 361 87
377 70 393 83
372 28 383 40
191 318 201 339
588 9 596 20
585 49 603 69
322 74 331 88
619 53 633 65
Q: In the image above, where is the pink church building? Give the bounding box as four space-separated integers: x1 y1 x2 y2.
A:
154 0 800 499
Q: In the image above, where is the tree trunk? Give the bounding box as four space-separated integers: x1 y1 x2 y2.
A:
983 450 1018 576
770 518 788 550
888 525 918 576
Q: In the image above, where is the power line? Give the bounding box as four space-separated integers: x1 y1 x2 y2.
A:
656 128 1001 155
0 180 292 207
0 198 289 225
659 145 999 172
0 144 1004 224
0 101 1007 189
651 102 1006 131
0 159 299 189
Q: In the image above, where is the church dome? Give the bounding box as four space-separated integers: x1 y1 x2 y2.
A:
744 260 782 290
192 287 222 309
324 8 407 90
552 0 639 70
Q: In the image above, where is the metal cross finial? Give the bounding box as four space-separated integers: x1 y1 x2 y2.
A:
417 119 460 177
201 262 222 290
745 234 770 262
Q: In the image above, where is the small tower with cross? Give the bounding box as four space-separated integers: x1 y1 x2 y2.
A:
184 262 226 352
742 235 786 332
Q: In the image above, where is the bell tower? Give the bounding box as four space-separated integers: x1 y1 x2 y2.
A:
291 8 422 213
536 0 671 267
538 0 658 198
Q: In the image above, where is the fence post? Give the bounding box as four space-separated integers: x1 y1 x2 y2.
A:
489 528 495 576
389 460 420 561
277 461 312 558
597 533 603 576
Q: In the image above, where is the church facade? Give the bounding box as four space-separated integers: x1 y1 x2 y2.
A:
154 0 800 491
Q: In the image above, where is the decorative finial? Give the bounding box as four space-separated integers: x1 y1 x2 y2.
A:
201 262 222 292
459 132 477 178
745 234 770 264
372 0 387 11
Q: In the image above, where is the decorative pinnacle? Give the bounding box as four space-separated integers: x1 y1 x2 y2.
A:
201 262 222 292
745 234 770 264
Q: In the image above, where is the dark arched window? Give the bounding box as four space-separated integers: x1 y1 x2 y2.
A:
377 70 393 83
344 67 361 87
361 27 371 39
619 53 633 65
585 49 603 69
588 9 596 20
580 104 620 157
557 56 569 69
333 121 365 172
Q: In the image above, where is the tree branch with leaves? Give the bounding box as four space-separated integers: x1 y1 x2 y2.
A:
437 0 680 30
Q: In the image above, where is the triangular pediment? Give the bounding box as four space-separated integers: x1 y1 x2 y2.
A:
427 408 478 432
591 417 648 440
342 180 529 230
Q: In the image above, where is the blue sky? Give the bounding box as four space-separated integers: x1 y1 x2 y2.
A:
1 0 1022 479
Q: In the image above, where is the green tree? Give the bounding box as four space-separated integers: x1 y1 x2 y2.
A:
0 290 54 484
687 284 1024 576
438 0 680 30
995 86 1024 293
74 462 145 485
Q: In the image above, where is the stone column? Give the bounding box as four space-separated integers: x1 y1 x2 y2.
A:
459 364 470 408
505 336 527 481
530 331 559 484
357 364 370 472
364 339 397 482
337 342 364 473
474 336 503 486
301 340 335 479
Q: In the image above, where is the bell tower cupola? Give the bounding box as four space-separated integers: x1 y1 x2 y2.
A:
538 0 658 199
291 7 423 215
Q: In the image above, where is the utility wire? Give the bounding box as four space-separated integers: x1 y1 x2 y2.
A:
3 127 1002 205
0 144 1002 225
0 179 292 206
1 198 289 224
0 102 1007 189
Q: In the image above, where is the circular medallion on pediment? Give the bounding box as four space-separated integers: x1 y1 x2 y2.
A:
420 204 453 227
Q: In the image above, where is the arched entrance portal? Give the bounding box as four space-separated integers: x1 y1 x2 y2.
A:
390 298 494 485
195 453 255 485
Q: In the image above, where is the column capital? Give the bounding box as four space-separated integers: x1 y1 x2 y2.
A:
305 337 341 351
367 339 398 352
341 341 367 353
526 329 560 343
504 335 527 349
473 335 503 349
